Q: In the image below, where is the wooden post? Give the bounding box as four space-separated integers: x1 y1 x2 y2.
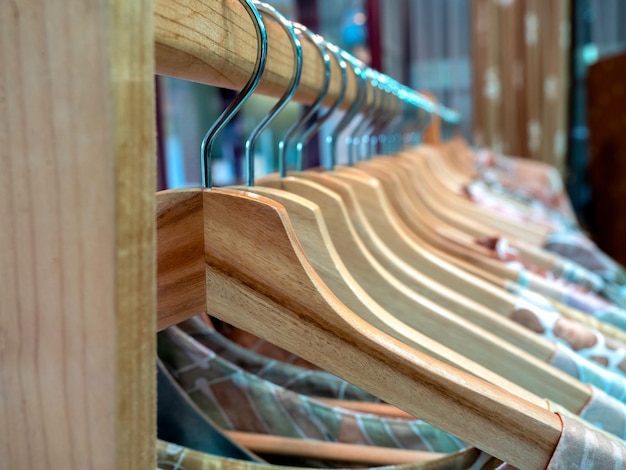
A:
0 0 156 467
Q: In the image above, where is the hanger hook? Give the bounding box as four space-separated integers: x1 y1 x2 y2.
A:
276 24 331 177
349 68 377 163
200 0 268 188
297 43 348 170
379 79 407 153
244 2 303 186
328 52 367 169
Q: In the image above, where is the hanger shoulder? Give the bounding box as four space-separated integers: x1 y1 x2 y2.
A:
157 189 207 330
190 188 561 468
249 180 577 408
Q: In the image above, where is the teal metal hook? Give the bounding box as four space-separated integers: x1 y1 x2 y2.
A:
296 43 348 171
328 52 368 169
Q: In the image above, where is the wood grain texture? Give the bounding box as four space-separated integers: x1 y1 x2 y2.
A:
0 0 155 468
202 188 562 469
155 0 357 108
157 190 206 330
156 188 562 469
328 167 514 308
256 176 589 413
244 185 552 408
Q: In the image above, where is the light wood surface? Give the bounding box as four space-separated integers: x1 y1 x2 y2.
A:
224 431 446 465
156 188 562 469
256 177 589 413
155 0 357 108
0 0 156 468
244 185 558 408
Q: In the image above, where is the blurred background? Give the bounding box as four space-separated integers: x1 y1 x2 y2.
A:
157 0 626 263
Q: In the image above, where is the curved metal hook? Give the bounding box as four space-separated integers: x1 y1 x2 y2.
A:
276 24 331 176
297 43 348 170
244 2 303 186
200 0 267 188
328 52 368 169
347 69 372 165
369 72 397 156
381 80 410 153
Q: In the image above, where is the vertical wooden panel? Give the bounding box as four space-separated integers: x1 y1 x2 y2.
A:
0 0 155 468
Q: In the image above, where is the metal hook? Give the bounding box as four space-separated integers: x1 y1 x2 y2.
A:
244 1 303 186
369 73 397 156
348 68 375 164
200 0 267 188
276 24 331 176
381 80 410 153
296 43 348 171
328 52 367 169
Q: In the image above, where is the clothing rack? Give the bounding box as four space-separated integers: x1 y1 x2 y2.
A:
0 0 443 468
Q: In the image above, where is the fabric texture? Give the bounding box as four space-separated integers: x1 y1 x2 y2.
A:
546 231 626 285
546 412 626 469
506 282 626 343
549 344 626 403
508 294 626 386
578 386 626 440
179 316 380 401
156 440 497 470
157 359 262 462
158 327 468 453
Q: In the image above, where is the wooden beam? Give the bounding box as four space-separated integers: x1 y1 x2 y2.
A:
155 0 358 108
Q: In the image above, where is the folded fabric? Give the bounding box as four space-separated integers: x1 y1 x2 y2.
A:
157 359 262 462
543 406 626 469
545 231 626 286
506 284 626 382
178 316 380 401
156 439 493 470
158 326 467 453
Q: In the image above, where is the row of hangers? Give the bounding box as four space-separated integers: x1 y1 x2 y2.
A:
154 1 622 468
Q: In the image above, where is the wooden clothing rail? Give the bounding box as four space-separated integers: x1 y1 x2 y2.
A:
0 0 372 468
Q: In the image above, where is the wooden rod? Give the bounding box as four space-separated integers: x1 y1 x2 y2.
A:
155 0 358 108
313 398 416 419
224 431 446 465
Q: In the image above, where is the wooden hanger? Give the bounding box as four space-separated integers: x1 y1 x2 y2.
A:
226 19 578 412
156 187 563 468
357 155 544 291
246 183 591 409
157 8 564 465
403 146 551 244
355 157 515 275
413 141 579 272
